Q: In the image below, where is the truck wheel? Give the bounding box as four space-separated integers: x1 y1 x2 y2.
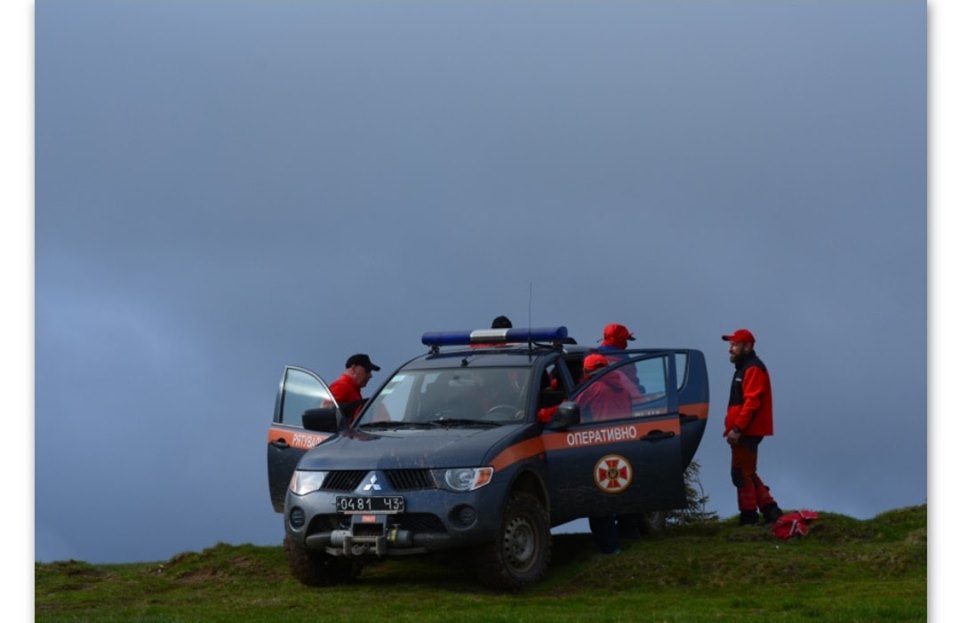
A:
477 491 551 590
283 535 359 586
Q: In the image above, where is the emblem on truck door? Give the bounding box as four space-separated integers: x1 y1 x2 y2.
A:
593 454 633 494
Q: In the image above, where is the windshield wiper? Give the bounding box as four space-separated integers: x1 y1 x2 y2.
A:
357 421 436 430
423 418 502 428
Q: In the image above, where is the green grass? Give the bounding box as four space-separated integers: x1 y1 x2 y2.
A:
35 505 926 622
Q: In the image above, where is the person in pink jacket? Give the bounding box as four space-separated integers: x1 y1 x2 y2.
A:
575 354 633 422
576 354 638 553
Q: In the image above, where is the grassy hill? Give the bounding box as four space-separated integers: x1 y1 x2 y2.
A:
35 505 926 622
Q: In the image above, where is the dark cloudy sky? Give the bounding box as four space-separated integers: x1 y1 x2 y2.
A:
28 0 941 586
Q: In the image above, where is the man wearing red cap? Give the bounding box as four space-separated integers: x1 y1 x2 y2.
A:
601 323 635 349
329 353 381 423
722 329 783 526
598 323 645 399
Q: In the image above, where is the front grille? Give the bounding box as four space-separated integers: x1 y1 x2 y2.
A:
322 469 437 491
385 469 437 491
323 470 367 491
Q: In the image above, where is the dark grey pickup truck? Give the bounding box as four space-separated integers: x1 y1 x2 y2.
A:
267 326 709 589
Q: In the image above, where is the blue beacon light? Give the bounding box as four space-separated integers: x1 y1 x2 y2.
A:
421 326 568 347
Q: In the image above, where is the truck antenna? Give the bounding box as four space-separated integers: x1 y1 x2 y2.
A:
528 281 533 349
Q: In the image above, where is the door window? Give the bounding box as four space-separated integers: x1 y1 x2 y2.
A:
277 367 336 425
574 353 674 422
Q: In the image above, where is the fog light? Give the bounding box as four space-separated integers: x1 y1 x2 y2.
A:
289 507 305 529
450 504 477 528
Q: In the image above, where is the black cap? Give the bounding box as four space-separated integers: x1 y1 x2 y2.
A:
491 315 512 329
345 353 380 371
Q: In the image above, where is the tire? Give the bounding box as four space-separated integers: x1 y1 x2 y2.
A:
283 535 360 587
476 491 551 590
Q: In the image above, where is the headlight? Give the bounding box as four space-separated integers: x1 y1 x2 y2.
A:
439 467 494 492
289 470 328 496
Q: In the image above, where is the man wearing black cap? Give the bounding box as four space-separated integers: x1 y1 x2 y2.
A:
491 315 512 329
722 328 783 526
329 353 381 423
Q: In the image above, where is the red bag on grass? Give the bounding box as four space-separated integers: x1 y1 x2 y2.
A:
772 510 819 540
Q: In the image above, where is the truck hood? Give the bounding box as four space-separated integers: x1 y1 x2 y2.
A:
296 423 525 471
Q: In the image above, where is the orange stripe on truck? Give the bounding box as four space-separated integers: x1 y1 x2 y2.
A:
680 402 709 420
267 426 331 450
489 417 683 471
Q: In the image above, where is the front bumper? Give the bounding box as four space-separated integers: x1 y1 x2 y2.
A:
284 480 509 557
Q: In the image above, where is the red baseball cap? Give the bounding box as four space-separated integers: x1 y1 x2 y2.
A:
603 323 635 344
721 328 756 344
583 353 609 372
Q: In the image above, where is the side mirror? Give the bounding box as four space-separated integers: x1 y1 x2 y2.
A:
302 407 340 433
546 401 581 430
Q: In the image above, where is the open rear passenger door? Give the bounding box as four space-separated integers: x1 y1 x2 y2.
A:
543 349 708 524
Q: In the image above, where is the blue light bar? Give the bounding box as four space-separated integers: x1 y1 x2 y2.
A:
422 326 569 347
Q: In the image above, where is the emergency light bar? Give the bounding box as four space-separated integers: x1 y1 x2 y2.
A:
421 326 568 348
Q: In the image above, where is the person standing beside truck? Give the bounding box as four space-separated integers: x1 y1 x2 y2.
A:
722 328 783 526
598 322 645 397
576 354 635 554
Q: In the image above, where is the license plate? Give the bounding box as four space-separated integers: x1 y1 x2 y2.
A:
336 496 405 514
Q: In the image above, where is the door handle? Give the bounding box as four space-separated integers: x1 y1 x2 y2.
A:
641 430 676 442
270 438 290 449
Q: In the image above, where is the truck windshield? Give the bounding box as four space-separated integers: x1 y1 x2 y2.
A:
357 367 532 425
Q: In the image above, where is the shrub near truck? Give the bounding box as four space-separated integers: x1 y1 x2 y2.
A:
266 326 709 589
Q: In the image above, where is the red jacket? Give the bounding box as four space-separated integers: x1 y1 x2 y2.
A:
724 354 773 436
575 372 633 422
329 373 365 421
329 373 362 405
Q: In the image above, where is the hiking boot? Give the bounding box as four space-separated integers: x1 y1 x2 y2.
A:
761 503 784 525
738 510 760 526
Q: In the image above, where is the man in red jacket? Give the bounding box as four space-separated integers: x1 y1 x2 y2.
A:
329 353 381 423
722 329 783 526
